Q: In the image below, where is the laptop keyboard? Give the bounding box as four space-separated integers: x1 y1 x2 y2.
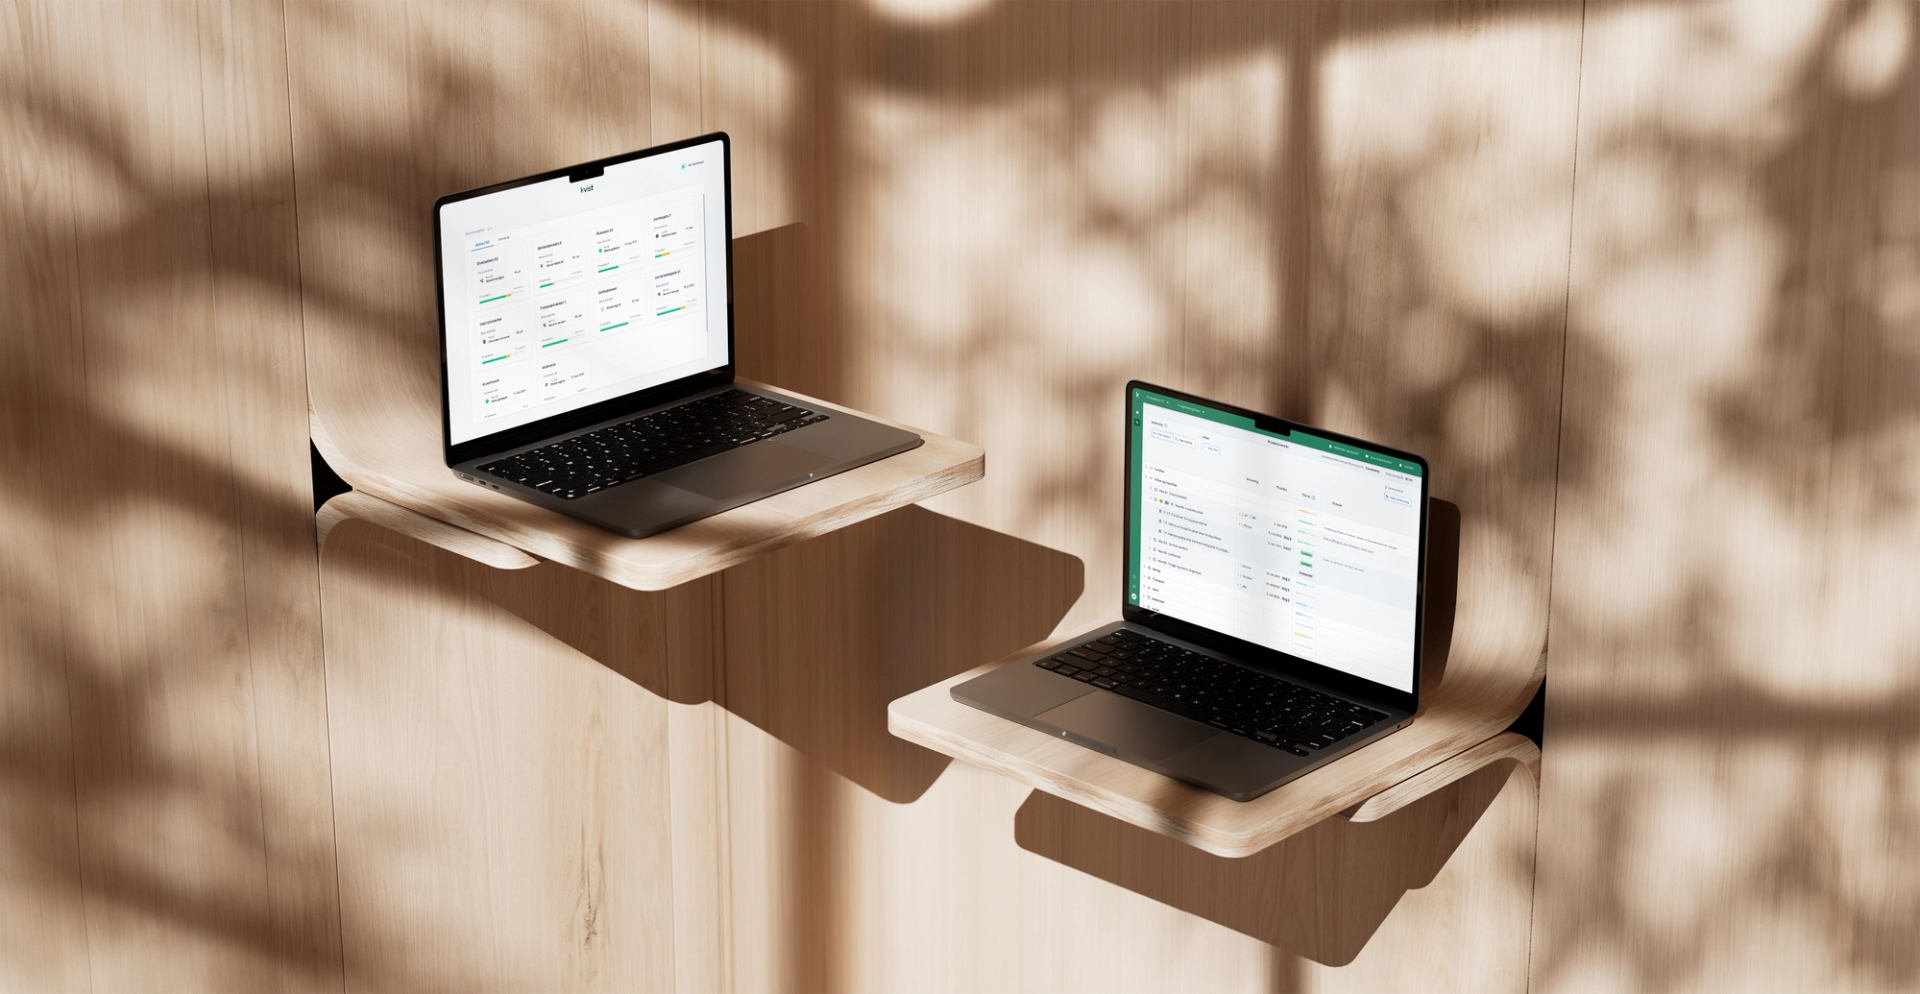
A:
479 389 828 500
1036 630 1390 757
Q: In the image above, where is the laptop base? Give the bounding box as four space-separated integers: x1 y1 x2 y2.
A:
953 623 1412 802
457 383 920 539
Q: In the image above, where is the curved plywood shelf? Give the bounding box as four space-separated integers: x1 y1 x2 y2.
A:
316 490 538 570
306 227 982 591
890 651 1538 859
889 496 1544 858
310 381 981 591
1342 730 1538 824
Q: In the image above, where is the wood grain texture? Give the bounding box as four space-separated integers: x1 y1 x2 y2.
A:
815 1 1581 685
320 518 678 993
1534 3 1920 990
1015 756 1535 979
51 1 1920 989
318 491 538 571
288 3 1574 989
1 2 339 990
890 646 1535 859
1343 730 1537 824
889 495 1540 858
311 373 982 591
315 493 1084 992
288 2 981 594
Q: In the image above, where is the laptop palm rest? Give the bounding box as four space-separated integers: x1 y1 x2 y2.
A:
1037 693 1215 761
656 441 834 499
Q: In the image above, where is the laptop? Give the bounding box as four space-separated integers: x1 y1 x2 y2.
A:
953 382 1429 801
434 133 920 538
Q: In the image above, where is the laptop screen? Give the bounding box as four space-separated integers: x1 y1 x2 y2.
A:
438 137 731 446
1127 386 1426 693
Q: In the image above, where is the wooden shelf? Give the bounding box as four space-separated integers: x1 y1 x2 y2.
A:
311 380 981 590
890 638 1540 859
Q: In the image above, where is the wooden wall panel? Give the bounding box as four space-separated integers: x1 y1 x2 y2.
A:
1016 760 1537 990
801 1 1583 678
294 1 1570 990
0 2 336 990
22 1 1918 990
320 521 681 992
1536 3 1920 990
285 0 656 510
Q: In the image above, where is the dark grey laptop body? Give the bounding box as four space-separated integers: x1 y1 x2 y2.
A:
435 133 917 539
952 382 1425 802
450 381 918 539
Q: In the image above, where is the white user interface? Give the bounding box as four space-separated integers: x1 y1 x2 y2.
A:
440 139 729 445
1128 389 1424 692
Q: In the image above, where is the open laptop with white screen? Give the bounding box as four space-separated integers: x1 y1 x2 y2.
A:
436 133 920 538
953 382 1427 801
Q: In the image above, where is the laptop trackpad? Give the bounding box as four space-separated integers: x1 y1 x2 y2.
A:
658 441 835 499
1037 693 1215 761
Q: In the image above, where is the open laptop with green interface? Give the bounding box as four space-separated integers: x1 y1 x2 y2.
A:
953 382 1428 801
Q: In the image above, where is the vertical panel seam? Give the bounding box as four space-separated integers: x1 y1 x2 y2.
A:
274 1 350 987
1529 2 1589 990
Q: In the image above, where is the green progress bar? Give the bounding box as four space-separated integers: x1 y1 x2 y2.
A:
541 338 568 348
481 354 509 364
655 305 685 317
598 264 618 272
599 321 628 331
479 293 508 304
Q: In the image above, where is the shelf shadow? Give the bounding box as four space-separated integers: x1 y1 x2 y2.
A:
1007 494 1473 965
1015 755 1514 966
320 220 1082 805
1418 497 1460 701
435 504 1083 805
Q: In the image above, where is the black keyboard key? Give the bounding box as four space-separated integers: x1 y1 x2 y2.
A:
1067 648 1104 663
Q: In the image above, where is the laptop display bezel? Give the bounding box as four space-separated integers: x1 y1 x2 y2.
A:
435 132 737 466
1121 380 1428 714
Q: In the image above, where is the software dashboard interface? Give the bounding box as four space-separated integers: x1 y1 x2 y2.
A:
1128 388 1424 693
439 139 730 446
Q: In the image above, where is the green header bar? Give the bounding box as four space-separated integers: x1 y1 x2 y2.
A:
1132 387 1422 478
1128 385 1421 607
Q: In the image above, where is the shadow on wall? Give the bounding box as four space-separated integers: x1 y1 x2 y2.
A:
1016 756 1515 967
5 0 1919 989
1534 3 1920 989
449 501 1082 806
